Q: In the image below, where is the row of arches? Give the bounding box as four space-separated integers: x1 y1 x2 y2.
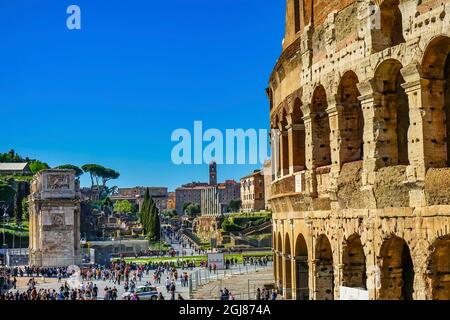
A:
274 231 450 300
273 35 450 177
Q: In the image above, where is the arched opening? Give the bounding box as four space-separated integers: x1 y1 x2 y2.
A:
311 85 331 167
273 232 277 282
291 98 306 172
342 234 367 289
421 36 450 167
427 235 450 300
379 236 414 300
267 87 274 111
294 234 309 300
279 109 290 176
373 0 405 52
284 233 293 299
272 115 280 179
293 0 301 33
315 234 334 300
373 59 410 167
277 233 283 292
302 0 312 28
337 71 364 164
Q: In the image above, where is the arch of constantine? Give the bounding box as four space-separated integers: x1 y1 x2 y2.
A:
269 0 450 300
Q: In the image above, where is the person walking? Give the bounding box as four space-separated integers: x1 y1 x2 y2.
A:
255 288 261 300
271 289 278 300
169 280 176 300
165 277 171 293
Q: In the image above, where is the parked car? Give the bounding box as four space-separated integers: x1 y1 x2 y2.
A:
122 285 159 300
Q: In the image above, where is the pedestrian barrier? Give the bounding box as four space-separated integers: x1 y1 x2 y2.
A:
188 262 273 299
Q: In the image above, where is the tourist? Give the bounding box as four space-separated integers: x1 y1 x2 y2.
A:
255 288 261 300
271 289 278 300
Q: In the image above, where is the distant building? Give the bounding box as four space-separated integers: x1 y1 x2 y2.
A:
240 170 265 213
0 163 32 176
167 192 176 210
175 163 241 215
217 180 241 211
175 182 207 215
263 160 272 210
111 187 168 212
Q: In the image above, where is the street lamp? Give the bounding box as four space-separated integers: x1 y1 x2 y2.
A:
17 222 23 255
1 203 9 267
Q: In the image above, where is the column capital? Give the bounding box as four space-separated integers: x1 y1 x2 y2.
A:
399 62 421 83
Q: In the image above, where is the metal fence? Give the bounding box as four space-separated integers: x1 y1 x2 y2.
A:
188 262 274 299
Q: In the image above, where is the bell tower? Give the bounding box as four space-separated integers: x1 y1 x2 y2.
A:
209 161 217 186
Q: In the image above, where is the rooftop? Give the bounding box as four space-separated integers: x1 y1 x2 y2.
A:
0 162 29 171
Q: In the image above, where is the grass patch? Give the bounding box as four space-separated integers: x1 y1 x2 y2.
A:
0 222 29 237
121 251 272 265
148 241 171 251
246 233 272 242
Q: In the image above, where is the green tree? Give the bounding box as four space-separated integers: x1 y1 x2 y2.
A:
113 200 134 214
140 188 161 241
100 168 120 188
185 203 201 218
29 160 50 174
54 164 84 177
161 209 177 218
228 200 242 212
148 199 161 242
0 180 15 202
81 164 119 200
21 197 29 221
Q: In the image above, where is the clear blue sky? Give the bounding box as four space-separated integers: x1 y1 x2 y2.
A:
0 0 285 191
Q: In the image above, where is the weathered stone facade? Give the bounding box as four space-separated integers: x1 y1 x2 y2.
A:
269 0 450 300
28 170 81 267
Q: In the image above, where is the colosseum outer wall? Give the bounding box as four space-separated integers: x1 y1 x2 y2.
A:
269 0 450 300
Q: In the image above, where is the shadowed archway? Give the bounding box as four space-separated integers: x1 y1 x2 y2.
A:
315 234 334 300
379 236 414 300
342 234 367 289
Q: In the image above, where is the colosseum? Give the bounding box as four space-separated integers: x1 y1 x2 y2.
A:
268 0 450 300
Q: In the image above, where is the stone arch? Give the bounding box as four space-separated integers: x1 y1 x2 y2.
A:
427 235 450 300
272 231 277 281
373 0 405 52
311 85 331 167
421 35 450 167
277 232 283 291
302 0 312 28
342 234 367 289
379 236 415 300
267 87 274 111
294 233 309 300
291 98 306 172
284 232 293 299
293 0 301 33
373 59 410 167
315 234 334 300
279 108 290 176
336 71 364 164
